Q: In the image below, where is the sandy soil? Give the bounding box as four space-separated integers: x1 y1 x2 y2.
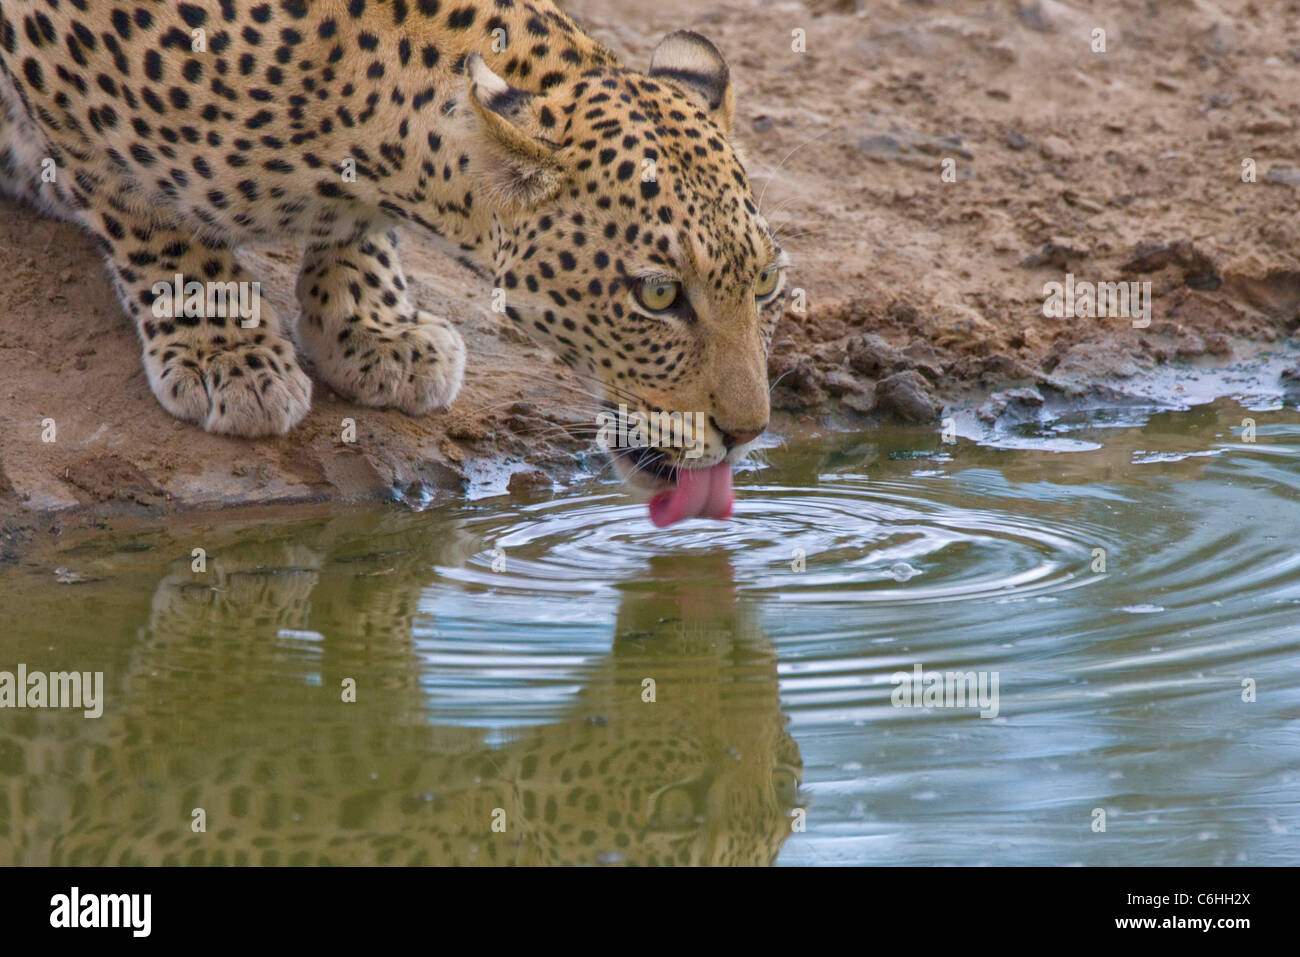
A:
3 0 1300 530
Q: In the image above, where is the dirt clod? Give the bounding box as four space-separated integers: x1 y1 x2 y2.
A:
875 371 940 423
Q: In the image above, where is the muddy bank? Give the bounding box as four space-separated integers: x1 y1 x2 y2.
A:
3 0 1300 529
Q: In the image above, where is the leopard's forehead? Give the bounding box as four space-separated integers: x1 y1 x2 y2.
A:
550 69 775 288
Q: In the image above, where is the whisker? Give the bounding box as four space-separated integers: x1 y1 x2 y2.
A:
769 368 795 395
755 124 841 214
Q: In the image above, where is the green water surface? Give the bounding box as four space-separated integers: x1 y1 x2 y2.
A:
1 397 1298 865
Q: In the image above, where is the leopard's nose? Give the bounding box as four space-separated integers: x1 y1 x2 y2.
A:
713 419 767 449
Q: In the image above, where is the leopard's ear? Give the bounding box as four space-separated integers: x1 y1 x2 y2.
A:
464 53 564 207
649 31 734 135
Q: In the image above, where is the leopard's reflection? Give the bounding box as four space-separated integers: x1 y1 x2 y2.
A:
20 527 801 866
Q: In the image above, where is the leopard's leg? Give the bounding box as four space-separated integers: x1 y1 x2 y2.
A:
2 93 308 436
294 229 466 415
98 222 312 437
1 106 312 441
0 64 72 220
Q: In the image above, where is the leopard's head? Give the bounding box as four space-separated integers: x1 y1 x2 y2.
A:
464 33 787 498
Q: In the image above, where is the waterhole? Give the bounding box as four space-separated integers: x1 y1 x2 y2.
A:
1 397 1297 865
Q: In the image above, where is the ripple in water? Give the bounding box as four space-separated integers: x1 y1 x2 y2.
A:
436 477 1113 607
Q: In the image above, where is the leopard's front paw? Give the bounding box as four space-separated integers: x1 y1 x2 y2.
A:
299 311 466 416
149 335 312 437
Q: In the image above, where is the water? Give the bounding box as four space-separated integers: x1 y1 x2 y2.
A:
2 397 1298 865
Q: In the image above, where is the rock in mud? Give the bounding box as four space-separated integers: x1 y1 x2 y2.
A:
1021 236 1085 269
978 353 1042 382
888 300 922 326
976 395 1007 423
1264 167 1300 186
902 340 945 381
823 369 876 415
1244 115 1293 135
859 128 973 165
976 386 1043 424
1038 136 1073 161
507 469 552 495
822 368 866 397
840 388 877 415
1203 332 1232 356
1016 2 1054 32
1281 366 1300 404
1002 386 1044 407
1122 240 1222 290
847 334 906 377
858 134 907 161
875 370 940 423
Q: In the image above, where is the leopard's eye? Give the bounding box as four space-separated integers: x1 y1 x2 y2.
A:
772 769 800 805
635 279 681 313
754 268 781 299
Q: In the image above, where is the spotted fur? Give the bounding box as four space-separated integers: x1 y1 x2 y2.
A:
0 0 787 474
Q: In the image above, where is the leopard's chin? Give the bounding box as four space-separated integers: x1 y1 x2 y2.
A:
610 446 741 492
611 446 679 495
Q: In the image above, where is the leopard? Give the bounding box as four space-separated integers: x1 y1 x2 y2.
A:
0 0 788 494
0 523 803 866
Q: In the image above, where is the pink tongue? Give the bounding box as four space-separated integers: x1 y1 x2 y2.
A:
648 462 734 528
